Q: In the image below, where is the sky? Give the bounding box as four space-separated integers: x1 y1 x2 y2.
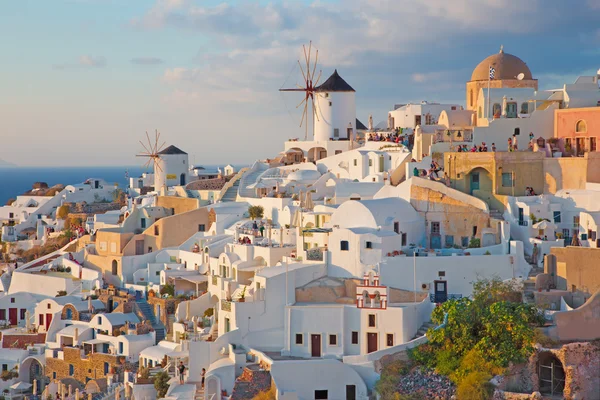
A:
1 0 599 167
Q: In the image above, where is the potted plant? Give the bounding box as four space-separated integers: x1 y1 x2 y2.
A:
239 286 246 303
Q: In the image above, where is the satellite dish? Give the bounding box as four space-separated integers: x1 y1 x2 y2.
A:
516 73 525 81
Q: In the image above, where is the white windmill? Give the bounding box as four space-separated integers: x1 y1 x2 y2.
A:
137 130 167 193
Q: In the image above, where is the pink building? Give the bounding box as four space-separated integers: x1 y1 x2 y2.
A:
554 107 600 156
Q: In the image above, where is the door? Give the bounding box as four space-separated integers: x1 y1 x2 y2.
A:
506 102 518 118
180 173 186 186
346 385 356 400
367 333 378 353
94 180 100 189
434 280 448 303
576 138 586 156
430 235 441 249
9 309 17 326
135 240 144 256
46 313 53 330
311 334 321 357
414 115 421 128
518 208 524 225
470 172 480 193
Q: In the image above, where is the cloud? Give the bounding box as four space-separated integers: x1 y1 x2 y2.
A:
79 55 106 67
131 57 164 65
53 55 106 70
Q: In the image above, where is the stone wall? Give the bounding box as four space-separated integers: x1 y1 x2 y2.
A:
46 347 125 384
1 332 46 349
147 297 182 328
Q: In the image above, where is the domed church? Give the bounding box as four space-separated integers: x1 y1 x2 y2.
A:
466 46 538 112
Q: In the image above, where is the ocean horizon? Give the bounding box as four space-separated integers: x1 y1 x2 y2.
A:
0 164 245 205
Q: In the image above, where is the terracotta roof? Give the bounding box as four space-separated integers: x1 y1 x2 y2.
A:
471 47 533 82
186 177 229 191
315 70 355 92
158 145 187 155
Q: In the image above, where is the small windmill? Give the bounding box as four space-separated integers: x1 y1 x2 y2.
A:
137 130 167 191
279 41 324 140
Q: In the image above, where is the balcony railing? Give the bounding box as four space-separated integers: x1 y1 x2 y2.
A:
518 220 528 226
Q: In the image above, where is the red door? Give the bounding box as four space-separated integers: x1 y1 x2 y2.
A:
9 309 17 326
367 333 378 353
46 313 53 330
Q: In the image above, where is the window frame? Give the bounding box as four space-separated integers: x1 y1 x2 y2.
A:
328 334 337 346
351 331 359 345
295 333 303 345
368 314 376 328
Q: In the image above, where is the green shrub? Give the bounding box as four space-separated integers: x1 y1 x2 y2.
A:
203 308 214 318
468 237 481 248
154 371 170 398
456 371 495 400
160 283 174 297
248 205 264 220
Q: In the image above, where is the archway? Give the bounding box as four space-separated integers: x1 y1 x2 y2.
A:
111 260 118 276
466 167 492 196
307 147 327 163
206 377 219 400
20 357 45 384
538 352 565 396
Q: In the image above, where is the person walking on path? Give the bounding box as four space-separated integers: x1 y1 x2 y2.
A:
201 368 206 389
178 361 186 384
259 223 265 237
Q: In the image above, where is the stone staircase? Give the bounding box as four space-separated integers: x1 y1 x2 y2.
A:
136 299 167 344
221 179 241 202
238 164 268 198
230 364 271 400
412 320 435 340
209 323 218 341
489 209 504 220
523 264 544 304
194 383 204 400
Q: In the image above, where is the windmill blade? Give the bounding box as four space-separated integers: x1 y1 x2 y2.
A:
306 42 312 83
313 69 323 87
153 159 163 172
279 88 308 92
145 131 152 152
143 158 152 168
155 130 161 153
299 102 308 127
297 60 307 85
296 97 307 109
139 140 152 154
311 99 320 122
311 49 319 82
156 141 167 153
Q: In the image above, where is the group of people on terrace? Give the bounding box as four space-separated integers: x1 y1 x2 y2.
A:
367 132 410 147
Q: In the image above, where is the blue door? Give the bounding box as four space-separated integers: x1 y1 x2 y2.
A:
470 173 480 194
430 235 441 249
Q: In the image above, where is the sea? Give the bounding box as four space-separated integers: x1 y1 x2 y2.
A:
0 165 244 205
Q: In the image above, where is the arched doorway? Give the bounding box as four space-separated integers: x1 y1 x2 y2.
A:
111 260 118 276
538 352 565 396
307 147 327 163
467 167 492 196
20 357 45 385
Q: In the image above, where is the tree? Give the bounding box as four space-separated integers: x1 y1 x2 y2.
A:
408 277 544 397
154 371 170 398
248 205 264 220
57 205 69 220
160 283 174 297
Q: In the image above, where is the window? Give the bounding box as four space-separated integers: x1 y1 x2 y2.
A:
365 241 372 249
148 247 153 253
328 101 332 106
198 224 205 232
386 334 394 347
520 102 529 114
394 222 399 234
438 271 446 277
8 212 13 219
470 90 474 107
334 128 339 138
351 331 359 344
502 172 514 187
368 159 372 167
69 365 74 375
553 211 561 223
581 233 588 241
368 314 376 327
329 334 337 346
154 226 159 236
591 137 597 152
445 235 454 247
473 226 478 237
10 298 15 304
1 365 7 372
340 241 349 251
39 314 44 326
353 159 357 166
315 390 328 400
431 222 440 234
20 309 26 320
401 233 407 246
104 362 109 375
140 218 146 229
574 216 580 228
576 120 587 133
98 316 102 325
492 103 501 116
0 310 5 320
514 127 520 136
295 333 303 345
53 372 57 379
